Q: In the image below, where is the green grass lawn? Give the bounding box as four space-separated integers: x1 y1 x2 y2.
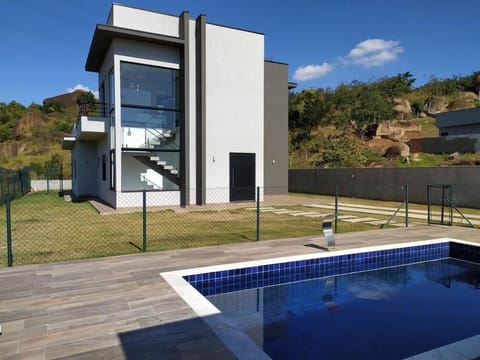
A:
0 192 377 267
3 191 475 268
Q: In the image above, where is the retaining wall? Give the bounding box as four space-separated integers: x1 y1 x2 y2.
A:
289 167 480 208
31 180 72 192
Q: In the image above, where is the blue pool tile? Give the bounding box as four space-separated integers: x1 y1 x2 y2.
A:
183 241 478 296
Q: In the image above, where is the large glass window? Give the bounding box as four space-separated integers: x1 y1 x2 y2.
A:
120 62 179 149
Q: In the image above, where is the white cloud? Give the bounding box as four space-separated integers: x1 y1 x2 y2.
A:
344 39 403 67
293 62 335 81
66 84 99 98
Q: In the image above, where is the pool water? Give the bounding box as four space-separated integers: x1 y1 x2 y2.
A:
207 258 480 359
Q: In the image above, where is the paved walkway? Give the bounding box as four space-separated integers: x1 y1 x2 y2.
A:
248 201 478 227
248 204 415 227
1 226 480 359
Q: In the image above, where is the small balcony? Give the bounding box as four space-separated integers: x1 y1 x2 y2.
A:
74 102 108 141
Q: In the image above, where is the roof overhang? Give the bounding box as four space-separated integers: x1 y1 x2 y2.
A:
85 24 185 72
288 82 298 90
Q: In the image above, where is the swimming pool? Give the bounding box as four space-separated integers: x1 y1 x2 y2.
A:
162 238 480 359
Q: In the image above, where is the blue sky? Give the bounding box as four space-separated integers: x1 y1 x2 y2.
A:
1 0 479 106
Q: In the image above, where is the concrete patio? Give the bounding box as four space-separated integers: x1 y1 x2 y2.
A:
1 225 480 359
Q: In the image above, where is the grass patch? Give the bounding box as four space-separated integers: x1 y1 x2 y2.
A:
4 191 475 268
0 192 376 267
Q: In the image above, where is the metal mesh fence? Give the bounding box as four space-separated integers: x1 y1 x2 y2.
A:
0 167 30 204
2 182 478 268
0 187 334 267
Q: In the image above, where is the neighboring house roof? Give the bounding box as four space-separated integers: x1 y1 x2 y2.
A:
436 107 480 128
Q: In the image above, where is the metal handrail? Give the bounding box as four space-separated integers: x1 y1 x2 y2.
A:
79 102 107 117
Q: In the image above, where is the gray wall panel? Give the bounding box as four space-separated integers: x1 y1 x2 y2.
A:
264 61 288 195
289 167 480 208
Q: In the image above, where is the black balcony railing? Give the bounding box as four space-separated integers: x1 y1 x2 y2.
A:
79 102 107 117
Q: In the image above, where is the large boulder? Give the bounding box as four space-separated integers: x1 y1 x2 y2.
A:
393 98 411 115
475 74 480 92
385 142 410 161
366 138 395 155
376 122 405 141
424 96 448 114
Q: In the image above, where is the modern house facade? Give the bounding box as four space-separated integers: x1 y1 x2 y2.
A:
63 4 292 208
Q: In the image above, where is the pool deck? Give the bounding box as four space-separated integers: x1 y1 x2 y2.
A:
1 225 480 359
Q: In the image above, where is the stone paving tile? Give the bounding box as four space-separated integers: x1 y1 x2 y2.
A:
1 226 480 359
336 215 357 219
341 217 379 223
300 213 325 218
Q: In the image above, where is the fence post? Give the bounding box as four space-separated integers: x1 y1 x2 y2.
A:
256 186 260 241
449 184 454 225
6 195 12 267
334 185 339 233
46 166 50 194
59 164 64 196
404 184 409 227
142 191 147 252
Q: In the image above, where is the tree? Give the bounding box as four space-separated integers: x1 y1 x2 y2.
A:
76 91 98 115
411 99 424 117
316 135 365 167
376 72 415 102
348 82 395 135
289 89 331 130
0 101 26 142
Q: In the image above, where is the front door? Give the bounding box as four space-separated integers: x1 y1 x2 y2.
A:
229 153 255 202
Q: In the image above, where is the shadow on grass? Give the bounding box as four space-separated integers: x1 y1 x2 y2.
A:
128 241 143 252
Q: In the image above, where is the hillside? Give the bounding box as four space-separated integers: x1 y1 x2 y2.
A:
0 90 89 178
289 71 480 168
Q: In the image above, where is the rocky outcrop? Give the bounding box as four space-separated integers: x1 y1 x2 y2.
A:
366 138 395 155
385 142 410 162
0 140 28 158
424 96 448 114
393 98 411 115
43 89 84 112
376 122 405 141
14 111 50 139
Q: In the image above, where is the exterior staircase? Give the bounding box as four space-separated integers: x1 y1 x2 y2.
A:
145 128 176 148
134 154 180 186
140 172 162 190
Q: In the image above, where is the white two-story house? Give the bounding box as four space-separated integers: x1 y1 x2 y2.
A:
63 4 293 208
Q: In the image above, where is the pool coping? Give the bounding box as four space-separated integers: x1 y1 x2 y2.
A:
161 237 480 360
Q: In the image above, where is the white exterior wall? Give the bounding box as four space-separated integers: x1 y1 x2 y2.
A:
72 142 97 198
116 191 180 208
97 44 116 207
109 4 180 37
187 19 197 205
204 24 264 203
